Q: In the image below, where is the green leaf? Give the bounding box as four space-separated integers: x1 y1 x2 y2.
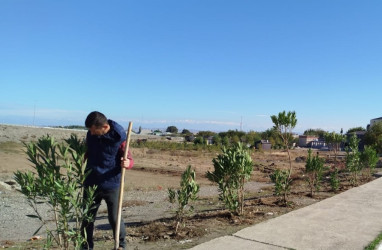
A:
33 224 44 235
26 214 40 219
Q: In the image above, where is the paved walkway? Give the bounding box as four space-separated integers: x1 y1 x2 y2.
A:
191 176 382 250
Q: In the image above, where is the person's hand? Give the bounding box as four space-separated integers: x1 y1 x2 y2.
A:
120 157 131 169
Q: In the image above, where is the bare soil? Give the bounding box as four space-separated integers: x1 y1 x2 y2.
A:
0 124 378 249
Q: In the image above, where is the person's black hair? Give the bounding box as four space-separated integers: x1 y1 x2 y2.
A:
85 111 108 128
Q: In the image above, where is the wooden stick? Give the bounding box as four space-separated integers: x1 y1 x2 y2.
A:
115 121 133 250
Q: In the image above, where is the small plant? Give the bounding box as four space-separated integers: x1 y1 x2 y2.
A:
345 134 362 186
206 142 253 215
330 167 340 192
14 134 95 249
270 169 292 204
168 165 199 232
360 145 379 180
270 110 297 176
324 132 344 161
305 149 325 197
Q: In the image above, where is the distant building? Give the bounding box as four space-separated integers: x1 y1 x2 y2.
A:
369 117 382 129
138 129 152 135
299 135 318 147
255 140 272 150
206 136 214 145
292 133 299 139
308 140 326 149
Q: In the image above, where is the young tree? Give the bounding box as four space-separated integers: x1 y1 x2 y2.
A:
270 169 292 205
345 134 362 186
168 165 199 233
324 132 344 161
206 143 253 215
305 149 325 197
360 145 379 180
270 111 297 175
330 168 340 192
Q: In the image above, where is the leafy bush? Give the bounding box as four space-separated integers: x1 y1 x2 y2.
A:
206 143 253 215
14 134 95 249
330 168 340 192
345 134 362 186
193 136 205 145
305 149 325 197
168 165 199 232
361 145 379 180
270 169 292 204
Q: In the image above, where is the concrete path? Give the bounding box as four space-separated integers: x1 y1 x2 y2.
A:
191 176 382 250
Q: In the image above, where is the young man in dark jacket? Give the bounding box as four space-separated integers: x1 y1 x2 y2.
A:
81 111 134 250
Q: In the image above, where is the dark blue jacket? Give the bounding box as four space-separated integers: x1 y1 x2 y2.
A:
84 120 126 190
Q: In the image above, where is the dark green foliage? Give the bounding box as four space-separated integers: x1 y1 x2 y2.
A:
244 131 261 145
193 137 205 145
346 126 366 134
166 126 178 133
303 128 326 138
206 143 253 215
212 134 222 146
181 129 191 135
364 121 382 154
218 130 246 140
197 130 216 137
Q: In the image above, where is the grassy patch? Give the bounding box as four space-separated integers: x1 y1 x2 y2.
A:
365 231 382 250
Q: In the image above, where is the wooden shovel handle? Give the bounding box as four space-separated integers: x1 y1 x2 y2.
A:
115 121 133 249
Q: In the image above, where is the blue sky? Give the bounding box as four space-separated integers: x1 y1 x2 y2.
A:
1 1 381 133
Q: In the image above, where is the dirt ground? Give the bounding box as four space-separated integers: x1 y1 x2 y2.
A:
0 124 379 249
